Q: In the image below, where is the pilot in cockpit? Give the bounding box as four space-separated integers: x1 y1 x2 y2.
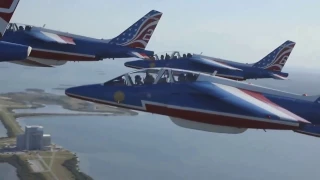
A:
182 54 187 58
149 56 155 60
160 55 164 60
25 26 31 31
144 71 155 84
187 53 192 58
135 75 143 85
158 71 169 83
178 73 185 82
19 26 24 31
165 53 170 60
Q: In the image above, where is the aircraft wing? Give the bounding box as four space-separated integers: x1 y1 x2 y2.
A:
190 55 243 71
189 82 309 125
26 31 76 45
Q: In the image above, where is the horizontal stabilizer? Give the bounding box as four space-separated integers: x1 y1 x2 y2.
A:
269 72 288 80
0 41 31 61
26 31 76 45
128 51 150 59
294 124 320 138
191 55 243 71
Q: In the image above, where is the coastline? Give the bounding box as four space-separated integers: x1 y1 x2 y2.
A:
0 155 46 180
0 89 137 179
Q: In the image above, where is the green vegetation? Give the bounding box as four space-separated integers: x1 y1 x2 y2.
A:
0 155 46 180
63 157 93 180
0 108 23 137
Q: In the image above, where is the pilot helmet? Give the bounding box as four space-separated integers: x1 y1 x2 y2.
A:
135 75 141 80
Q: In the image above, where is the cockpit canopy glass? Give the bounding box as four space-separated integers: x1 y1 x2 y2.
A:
6 23 33 32
149 51 194 60
127 69 160 85
171 69 200 82
103 69 160 86
103 68 200 86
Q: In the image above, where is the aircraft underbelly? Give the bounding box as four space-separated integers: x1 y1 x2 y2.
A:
8 57 67 67
28 57 67 66
169 117 247 134
144 102 298 130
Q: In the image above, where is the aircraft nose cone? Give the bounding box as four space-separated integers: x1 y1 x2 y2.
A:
65 86 81 97
124 60 145 69
65 85 93 97
124 61 135 68
65 84 102 100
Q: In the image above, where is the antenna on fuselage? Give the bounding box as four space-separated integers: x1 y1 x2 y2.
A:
43 24 46 28
212 70 218 76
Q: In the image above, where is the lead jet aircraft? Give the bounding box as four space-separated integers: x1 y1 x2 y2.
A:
0 10 162 67
124 40 295 80
65 67 320 138
0 0 31 61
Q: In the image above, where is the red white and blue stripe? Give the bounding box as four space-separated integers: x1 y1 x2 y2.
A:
0 0 20 36
28 31 76 45
253 40 296 71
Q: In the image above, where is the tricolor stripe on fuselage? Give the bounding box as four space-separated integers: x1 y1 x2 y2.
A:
9 48 99 67
214 83 309 123
30 48 97 61
196 73 319 102
65 92 302 130
39 31 76 45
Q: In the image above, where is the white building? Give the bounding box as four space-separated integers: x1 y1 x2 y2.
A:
16 125 52 150
42 134 51 147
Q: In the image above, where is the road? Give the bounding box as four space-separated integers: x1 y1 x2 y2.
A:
37 153 59 180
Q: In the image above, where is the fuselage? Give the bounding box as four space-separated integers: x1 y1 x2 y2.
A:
65 68 320 131
1 24 154 67
125 58 288 80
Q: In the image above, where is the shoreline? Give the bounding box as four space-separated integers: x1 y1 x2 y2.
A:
0 89 137 179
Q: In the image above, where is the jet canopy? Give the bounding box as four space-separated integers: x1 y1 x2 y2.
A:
150 51 195 60
103 68 202 86
6 23 35 32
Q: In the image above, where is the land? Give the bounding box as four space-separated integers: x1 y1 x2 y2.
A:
0 88 138 179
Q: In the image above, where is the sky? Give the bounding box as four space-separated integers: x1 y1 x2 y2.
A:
10 0 320 69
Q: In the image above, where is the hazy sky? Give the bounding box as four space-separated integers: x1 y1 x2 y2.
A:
10 0 320 69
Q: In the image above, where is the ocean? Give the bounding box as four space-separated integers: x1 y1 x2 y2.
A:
0 61 320 180
0 163 19 180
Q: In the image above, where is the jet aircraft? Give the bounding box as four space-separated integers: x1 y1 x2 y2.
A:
124 40 295 80
0 10 162 67
65 67 320 138
0 0 31 61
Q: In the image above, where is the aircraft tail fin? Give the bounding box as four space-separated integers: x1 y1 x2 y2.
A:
252 40 296 71
0 0 20 37
108 10 163 49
